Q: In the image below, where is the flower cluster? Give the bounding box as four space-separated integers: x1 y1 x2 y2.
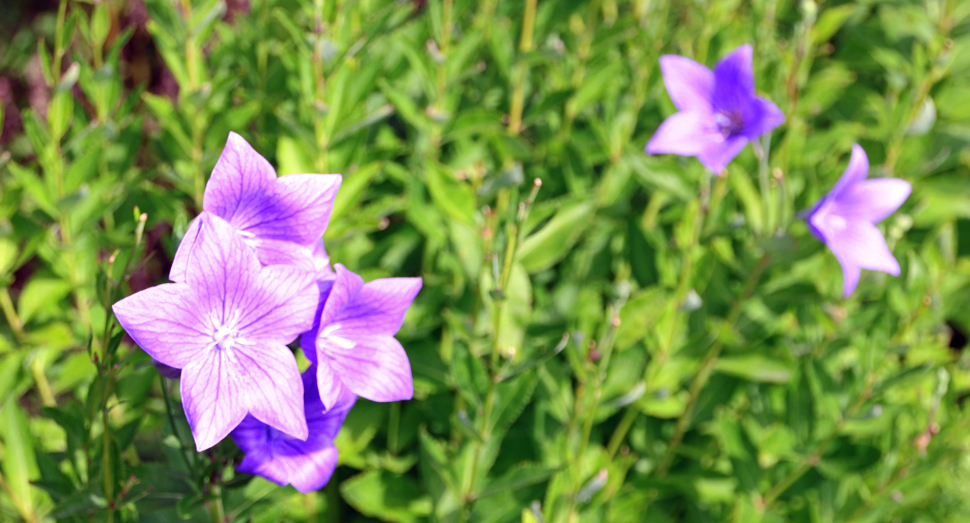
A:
647 45 912 297
113 133 421 492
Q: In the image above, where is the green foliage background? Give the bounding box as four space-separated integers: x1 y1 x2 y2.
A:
2 0 970 521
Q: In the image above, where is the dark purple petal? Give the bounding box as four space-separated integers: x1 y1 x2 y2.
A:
712 44 754 114
741 96 785 140
152 359 182 379
112 283 210 368
697 136 748 175
236 265 318 344
231 367 354 492
835 178 911 224
659 55 715 112
237 442 338 493
202 132 277 226
646 111 719 156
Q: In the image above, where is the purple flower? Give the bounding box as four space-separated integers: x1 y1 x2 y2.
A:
113 212 320 450
646 44 785 174
301 265 422 410
807 144 911 297
231 367 355 493
171 132 341 281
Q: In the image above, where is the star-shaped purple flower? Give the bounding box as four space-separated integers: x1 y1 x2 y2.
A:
646 44 785 174
113 212 320 450
231 366 355 493
806 144 911 297
171 132 341 280
301 264 422 410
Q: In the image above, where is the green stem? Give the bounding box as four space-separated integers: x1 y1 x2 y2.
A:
655 254 770 477
0 287 24 341
209 482 226 523
566 305 623 517
507 0 536 135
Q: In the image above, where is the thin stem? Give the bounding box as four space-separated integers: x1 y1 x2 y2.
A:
567 306 623 517
0 287 24 340
160 374 196 476
753 136 772 235
655 254 770 477
508 0 537 135
458 180 542 522
209 482 226 523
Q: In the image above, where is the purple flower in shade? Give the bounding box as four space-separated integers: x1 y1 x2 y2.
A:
646 44 785 174
170 132 341 281
300 265 422 410
112 212 320 450
806 144 911 297
231 367 355 493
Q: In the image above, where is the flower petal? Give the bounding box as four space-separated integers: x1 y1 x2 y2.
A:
236 265 318 344
242 173 342 245
836 178 911 224
168 215 203 283
825 221 900 297
741 96 785 140
318 265 365 329
180 350 250 451
169 213 262 321
311 239 335 279
112 283 209 368
315 358 354 411
237 442 339 493
333 277 422 337
202 132 277 226
697 135 748 174
659 55 714 112
829 144 869 200
646 111 719 156
713 44 755 113
241 342 308 441
252 239 316 272
323 334 413 403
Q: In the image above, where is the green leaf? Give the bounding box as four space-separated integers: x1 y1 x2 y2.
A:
17 277 72 325
477 463 558 499
1 402 38 520
716 355 792 383
340 470 433 523
517 198 595 272
425 162 476 225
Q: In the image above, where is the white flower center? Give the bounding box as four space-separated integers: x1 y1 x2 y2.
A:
713 109 744 138
319 323 356 351
206 311 253 364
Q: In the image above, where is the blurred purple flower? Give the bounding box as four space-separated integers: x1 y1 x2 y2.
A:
113 213 319 450
301 265 422 410
646 44 785 174
807 144 911 297
152 359 181 379
231 366 355 493
170 132 341 280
